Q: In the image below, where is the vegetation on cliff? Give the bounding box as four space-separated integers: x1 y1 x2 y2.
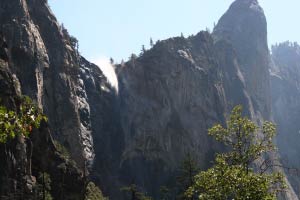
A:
84 182 107 200
0 96 46 144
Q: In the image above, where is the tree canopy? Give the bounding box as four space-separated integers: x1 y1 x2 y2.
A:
186 105 286 200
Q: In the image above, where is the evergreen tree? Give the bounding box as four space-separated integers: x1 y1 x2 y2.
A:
130 53 137 61
141 45 146 55
150 38 154 47
121 59 125 66
110 57 114 64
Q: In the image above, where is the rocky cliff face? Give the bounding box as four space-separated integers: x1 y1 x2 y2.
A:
114 0 288 198
0 0 113 199
0 0 102 168
271 42 300 196
1 0 300 199
0 43 87 199
117 33 226 198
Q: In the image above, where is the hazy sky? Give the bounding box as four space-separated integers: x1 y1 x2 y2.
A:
48 0 300 63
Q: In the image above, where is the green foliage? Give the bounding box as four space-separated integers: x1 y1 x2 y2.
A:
186 105 286 200
36 172 53 200
121 184 152 200
85 182 108 200
208 105 276 170
186 156 285 200
0 96 47 143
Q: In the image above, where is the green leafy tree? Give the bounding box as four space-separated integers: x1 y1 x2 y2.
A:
186 105 286 200
186 156 284 200
0 96 46 144
0 96 47 199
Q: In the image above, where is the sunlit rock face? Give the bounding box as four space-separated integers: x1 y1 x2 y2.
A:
117 33 226 198
114 0 270 194
1 0 299 199
214 0 271 120
0 0 118 168
271 42 300 196
0 36 87 200
114 0 297 199
0 0 116 198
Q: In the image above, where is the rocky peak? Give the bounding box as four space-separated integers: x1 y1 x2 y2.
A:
213 0 270 119
231 0 262 12
213 0 267 54
215 0 265 29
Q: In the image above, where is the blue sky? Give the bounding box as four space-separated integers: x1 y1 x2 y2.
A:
48 0 300 63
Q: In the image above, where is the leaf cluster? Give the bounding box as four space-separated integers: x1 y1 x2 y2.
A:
208 105 276 170
0 96 47 143
186 106 286 200
186 156 285 200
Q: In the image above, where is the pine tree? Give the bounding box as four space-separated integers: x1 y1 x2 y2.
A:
150 38 154 47
110 57 114 64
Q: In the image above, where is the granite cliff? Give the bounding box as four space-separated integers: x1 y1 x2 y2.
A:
114 0 296 199
0 0 300 199
0 0 111 199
